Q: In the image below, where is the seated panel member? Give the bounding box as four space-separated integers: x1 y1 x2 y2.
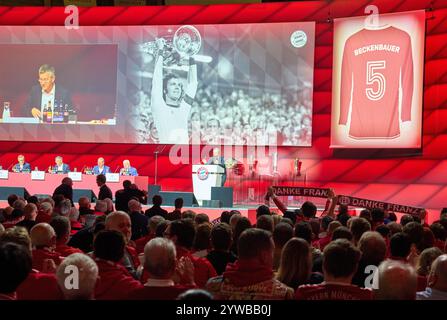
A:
120 160 138 176
92 157 110 175
13 154 31 173
50 156 70 174
23 64 73 119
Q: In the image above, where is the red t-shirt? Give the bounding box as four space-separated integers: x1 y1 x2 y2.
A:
296 282 373 300
16 270 63 300
135 234 154 254
94 258 143 300
35 212 52 224
176 246 217 288
55 243 83 257
32 248 63 272
339 26 413 139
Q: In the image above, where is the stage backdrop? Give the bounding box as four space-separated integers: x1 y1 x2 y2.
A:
0 0 446 223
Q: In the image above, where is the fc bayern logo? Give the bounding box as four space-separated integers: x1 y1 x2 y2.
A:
290 30 307 48
197 167 209 180
339 196 351 206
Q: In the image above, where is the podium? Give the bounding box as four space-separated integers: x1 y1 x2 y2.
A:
192 165 225 205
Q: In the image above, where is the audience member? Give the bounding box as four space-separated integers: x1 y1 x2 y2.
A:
145 195 168 219
296 239 372 300
50 216 82 257
30 223 62 272
349 217 371 245
374 259 417 300
352 231 387 288
56 253 98 300
206 228 294 299
128 199 149 241
177 289 213 300
135 215 165 254
417 254 447 300
164 219 216 287
193 223 212 258
195 213 210 225
206 223 237 275
0 242 32 300
105 211 140 279
277 238 323 290
273 223 294 270
93 230 143 299
256 215 274 233
129 238 195 299
167 198 183 221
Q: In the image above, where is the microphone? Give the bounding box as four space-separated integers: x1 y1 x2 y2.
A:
7 163 15 171
80 165 86 174
114 166 120 173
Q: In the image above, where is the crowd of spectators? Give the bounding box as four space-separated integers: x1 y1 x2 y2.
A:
0 182 447 301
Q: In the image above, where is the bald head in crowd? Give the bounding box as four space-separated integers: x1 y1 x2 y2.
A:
427 254 447 292
78 197 91 209
30 223 56 248
374 260 417 300
144 237 177 279
105 211 132 243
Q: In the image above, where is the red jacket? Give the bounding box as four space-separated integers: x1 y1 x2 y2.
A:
16 270 63 300
32 248 63 272
94 258 143 300
135 234 154 254
55 243 83 257
176 246 217 288
35 212 52 224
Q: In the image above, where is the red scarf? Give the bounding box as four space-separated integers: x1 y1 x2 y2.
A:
223 259 273 287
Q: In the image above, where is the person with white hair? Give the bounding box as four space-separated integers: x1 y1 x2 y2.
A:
56 253 98 300
128 237 196 300
119 159 138 176
128 199 148 241
374 259 418 300
105 211 139 279
58 199 72 217
30 223 63 272
36 201 53 224
417 254 447 300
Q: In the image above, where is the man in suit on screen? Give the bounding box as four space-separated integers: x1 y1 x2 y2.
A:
12 155 31 173
23 64 73 119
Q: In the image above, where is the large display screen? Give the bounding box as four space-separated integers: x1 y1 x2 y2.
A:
0 22 315 146
330 10 425 148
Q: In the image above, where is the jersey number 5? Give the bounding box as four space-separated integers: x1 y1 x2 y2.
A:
365 60 386 101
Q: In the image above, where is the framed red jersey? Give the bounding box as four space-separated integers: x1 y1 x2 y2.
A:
331 10 425 148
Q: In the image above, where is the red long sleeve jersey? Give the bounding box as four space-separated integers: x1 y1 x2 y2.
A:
339 26 414 139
